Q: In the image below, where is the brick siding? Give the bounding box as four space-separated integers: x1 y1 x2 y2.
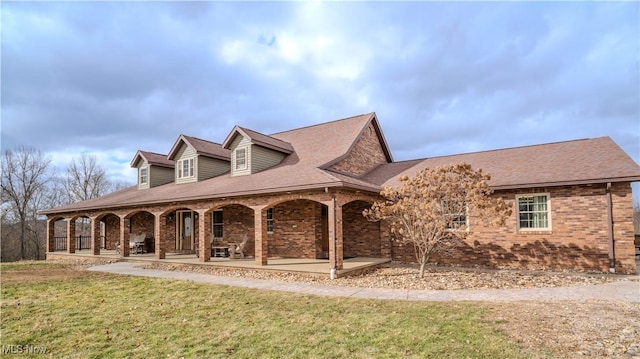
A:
330 123 388 176
391 183 637 273
46 183 637 273
343 200 381 257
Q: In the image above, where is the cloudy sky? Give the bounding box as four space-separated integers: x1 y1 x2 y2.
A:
3 2 639 199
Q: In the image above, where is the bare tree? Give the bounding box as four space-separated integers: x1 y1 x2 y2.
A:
64 153 110 203
364 163 512 278
1 147 52 260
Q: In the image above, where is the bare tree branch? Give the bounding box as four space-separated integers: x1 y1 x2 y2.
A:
64 153 110 203
364 163 512 278
1 147 52 260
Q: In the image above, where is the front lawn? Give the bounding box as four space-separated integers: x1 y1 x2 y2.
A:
1 262 530 358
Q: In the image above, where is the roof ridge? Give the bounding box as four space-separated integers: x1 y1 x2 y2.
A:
182 134 223 146
270 112 375 136
421 137 603 160
140 150 169 157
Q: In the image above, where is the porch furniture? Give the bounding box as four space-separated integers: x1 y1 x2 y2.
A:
212 246 229 258
228 234 249 259
129 233 146 254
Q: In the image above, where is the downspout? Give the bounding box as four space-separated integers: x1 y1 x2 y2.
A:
606 182 615 273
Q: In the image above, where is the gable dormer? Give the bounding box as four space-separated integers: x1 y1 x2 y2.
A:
325 114 393 177
222 126 294 177
130 151 175 189
167 135 231 184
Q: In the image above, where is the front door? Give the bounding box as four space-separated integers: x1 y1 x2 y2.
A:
177 210 193 250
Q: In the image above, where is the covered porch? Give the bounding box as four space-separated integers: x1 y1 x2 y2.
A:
45 188 392 278
46 250 390 278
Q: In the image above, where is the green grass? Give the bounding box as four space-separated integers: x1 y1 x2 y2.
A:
1 262 529 358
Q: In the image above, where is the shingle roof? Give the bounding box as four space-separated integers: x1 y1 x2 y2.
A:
167 135 231 161
130 150 175 168
41 113 377 214
223 126 294 154
40 113 640 216
364 137 640 190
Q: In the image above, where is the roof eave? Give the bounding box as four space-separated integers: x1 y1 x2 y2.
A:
221 126 243 149
167 135 189 161
196 151 231 161
251 140 294 154
39 181 381 216
491 176 640 191
148 162 175 169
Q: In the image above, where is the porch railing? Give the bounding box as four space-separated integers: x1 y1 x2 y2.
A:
53 236 106 251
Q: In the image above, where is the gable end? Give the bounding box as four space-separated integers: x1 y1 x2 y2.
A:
327 119 391 177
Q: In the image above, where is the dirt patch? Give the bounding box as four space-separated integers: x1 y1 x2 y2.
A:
490 301 640 358
1 259 117 284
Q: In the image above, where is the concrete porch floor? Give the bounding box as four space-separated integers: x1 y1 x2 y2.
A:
46 250 391 277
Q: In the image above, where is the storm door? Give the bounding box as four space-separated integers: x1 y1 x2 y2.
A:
177 210 194 250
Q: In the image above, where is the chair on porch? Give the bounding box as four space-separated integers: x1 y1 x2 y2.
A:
129 233 146 254
228 233 249 259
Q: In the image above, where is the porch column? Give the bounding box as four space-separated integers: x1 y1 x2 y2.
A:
67 218 76 254
198 209 211 262
252 205 268 265
119 216 130 257
327 198 344 271
91 216 100 255
154 212 165 259
46 218 55 253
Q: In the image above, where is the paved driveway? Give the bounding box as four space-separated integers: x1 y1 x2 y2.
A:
88 262 640 302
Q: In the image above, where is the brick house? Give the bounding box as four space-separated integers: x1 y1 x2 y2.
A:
42 113 640 273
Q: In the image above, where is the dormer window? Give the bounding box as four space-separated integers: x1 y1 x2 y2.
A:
178 158 195 179
235 148 247 170
139 167 148 185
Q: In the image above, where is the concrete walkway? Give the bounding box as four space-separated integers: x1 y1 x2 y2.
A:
88 262 640 303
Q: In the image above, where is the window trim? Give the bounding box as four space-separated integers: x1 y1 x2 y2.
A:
139 166 148 185
235 147 248 171
445 202 469 232
516 193 552 231
266 208 274 234
212 210 223 239
177 157 195 179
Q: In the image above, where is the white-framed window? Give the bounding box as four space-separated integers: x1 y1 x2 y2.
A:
139 167 148 185
212 210 223 239
235 147 247 170
517 193 551 230
449 212 468 230
444 201 468 231
178 158 195 179
266 208 274 233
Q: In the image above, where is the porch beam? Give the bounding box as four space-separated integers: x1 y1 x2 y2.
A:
46 218 55 253
91 216 100 255
326 198 344 271
198 209 211 262
119 216 130 257
66 218 76 254
252 205 268 265
154 212 164 259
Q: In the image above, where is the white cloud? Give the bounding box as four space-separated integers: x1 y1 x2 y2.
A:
2 1 638 202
